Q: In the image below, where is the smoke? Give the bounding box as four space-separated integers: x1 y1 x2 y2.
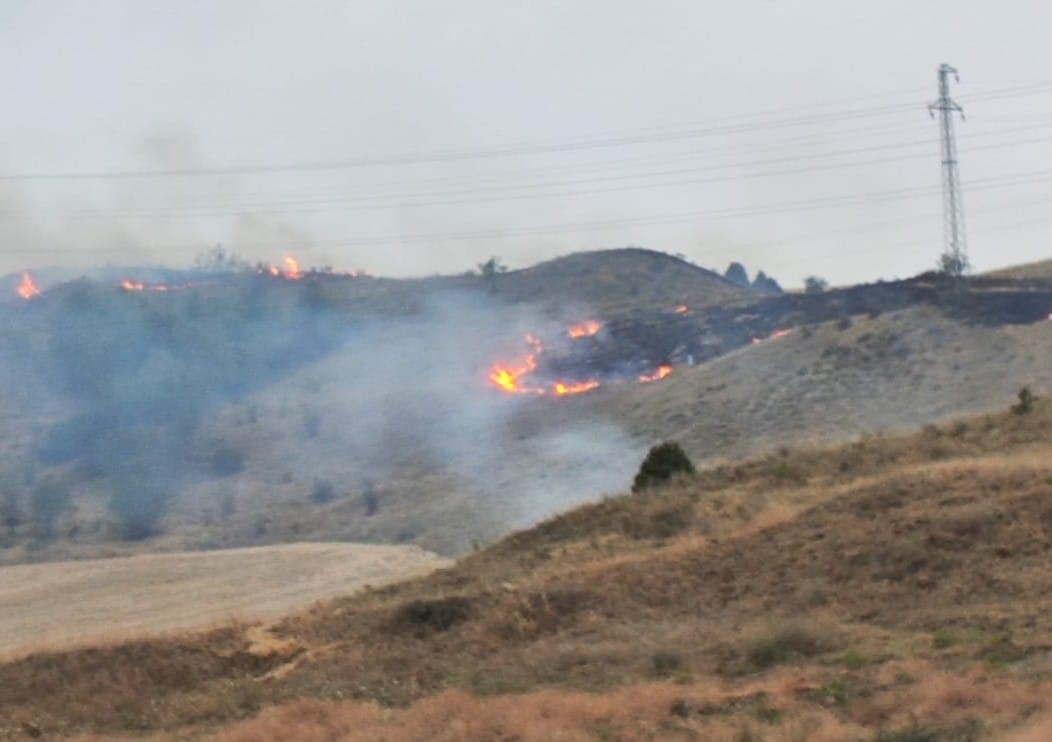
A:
0 276 641 550
247 290 641 539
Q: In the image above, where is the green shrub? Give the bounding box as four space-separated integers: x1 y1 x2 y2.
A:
632 442 694 492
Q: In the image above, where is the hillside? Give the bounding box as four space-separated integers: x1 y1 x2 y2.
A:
494 247 754 315
3 397 1052 739
3 251 1052 563
985 258 1052 280
598 303 1052 462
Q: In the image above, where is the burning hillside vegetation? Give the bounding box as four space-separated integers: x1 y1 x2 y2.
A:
6 249 1052 558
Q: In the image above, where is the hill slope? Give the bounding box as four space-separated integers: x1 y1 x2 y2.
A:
599 303 1052 462
3 251 1052 566
495 247 753 315
3 398 1052 739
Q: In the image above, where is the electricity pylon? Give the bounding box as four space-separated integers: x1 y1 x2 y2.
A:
929 63 968 281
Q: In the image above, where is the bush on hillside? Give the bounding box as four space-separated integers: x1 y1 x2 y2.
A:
209 446 245 477
310 479 336 503
1012 386 1036 415
632 442 695 493
108 479 170 541
29 479 71 537
1 489 23 534
804 276 829 294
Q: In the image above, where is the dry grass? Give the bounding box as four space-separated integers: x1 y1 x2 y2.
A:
5 399 1052 739
209 662 1052 741
210 681 860 742
0 542 447 659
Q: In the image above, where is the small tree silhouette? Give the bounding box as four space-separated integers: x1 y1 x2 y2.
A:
1012 386 1036 415
804 276 829 294
477 257 507 293
938 251 970 282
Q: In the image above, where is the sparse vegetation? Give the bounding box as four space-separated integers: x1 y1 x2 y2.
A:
744 623 832 671
804 275 829 294
1012 386 1036 415
310 478 336 504
108 478 170 540
28 479 70 537
937 250 971 281
209 445 246 477
1 401 1052 739
363 481 380 516
477 256 508 293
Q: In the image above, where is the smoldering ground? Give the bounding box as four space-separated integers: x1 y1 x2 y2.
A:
0 275 640 550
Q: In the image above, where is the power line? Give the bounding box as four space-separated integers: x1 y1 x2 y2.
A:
4 81 1050 183
22 121 1052 222
3 166 1049 255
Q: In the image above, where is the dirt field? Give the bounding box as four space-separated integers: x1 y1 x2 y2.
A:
0 542 448 658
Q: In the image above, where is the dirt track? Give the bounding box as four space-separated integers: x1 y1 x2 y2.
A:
0 542 448 657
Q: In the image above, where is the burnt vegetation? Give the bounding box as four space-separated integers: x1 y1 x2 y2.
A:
3 247 1052 557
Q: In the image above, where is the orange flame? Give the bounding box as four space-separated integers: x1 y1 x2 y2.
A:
489 334 600 397
488 335 545 395
120 279 178 292
259 256 305 279
283 256 302 280
752 328 793 344
552 379 600 396
16 272 40 300
567 320 602 339
639 365 672 383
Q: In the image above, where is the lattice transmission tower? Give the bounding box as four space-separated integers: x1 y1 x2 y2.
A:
929 63 968 280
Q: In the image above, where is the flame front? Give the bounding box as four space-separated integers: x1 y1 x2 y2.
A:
259 255 306 279
120 279 179 292
639 365 672 383
489 333 600 397
567 320 602 339
16 272 40 300
488 335 545 394
283 256 303 279
753 328 793 344
552 379 600 395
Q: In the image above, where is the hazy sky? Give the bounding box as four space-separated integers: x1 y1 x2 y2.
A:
1 1 1051 287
